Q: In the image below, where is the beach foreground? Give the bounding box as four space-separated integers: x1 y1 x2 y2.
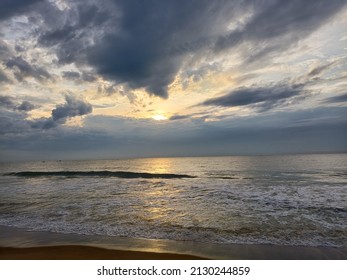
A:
1 245 346 260
0 226 346 260
0 245 205 260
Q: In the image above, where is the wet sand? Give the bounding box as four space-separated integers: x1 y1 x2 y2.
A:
0 245 206 260
0 226 346 260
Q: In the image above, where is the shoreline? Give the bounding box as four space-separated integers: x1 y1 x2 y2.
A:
0 245 206 260
0 226 346 260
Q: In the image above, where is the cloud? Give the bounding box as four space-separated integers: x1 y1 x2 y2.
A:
52 94 92 121
0 95 36 111
39 26 77 48
324 93 347 103
17 101 36 111
62 71 81 80
0 0 43 21
30 118 57 130
308 61 337 77
27 0 346 99
169 114 192 121
0 109 31 135
215 0 346 54
6 56 52 82
84 0 233 98
61 70 97 82
0 94 88 132
0 40 12 60
81 72 97 82
199 82 306 111
0 41 12 83
31 94 93 129
169 111 215 121
37 2 110 64
2 106 346 161
0 69 10 83
0 96 36 135
0 96 15 109
35 0 244 98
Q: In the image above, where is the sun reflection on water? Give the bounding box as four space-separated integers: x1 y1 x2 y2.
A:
137 157 176 174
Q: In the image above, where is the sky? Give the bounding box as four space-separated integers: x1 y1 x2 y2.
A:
0 0 347 161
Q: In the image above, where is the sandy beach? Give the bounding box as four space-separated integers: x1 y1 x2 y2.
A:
0 245 206 260
1 244 347 260
0 226 346 260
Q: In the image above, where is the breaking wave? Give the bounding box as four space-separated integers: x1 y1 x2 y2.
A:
4 171 196 179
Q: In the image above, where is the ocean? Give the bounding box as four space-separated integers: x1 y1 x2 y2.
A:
0 154 346 248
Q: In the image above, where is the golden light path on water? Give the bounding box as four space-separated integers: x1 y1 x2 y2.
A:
135 158 178 223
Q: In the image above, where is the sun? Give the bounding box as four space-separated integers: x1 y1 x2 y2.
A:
152 114 168 121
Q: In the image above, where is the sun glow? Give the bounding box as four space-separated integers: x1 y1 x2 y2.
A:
152 114 168 121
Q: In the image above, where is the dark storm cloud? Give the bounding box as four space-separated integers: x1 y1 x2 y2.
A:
39 25 77 47
0 0 43 21
85 0 238 98
29 0 346 98
6 56 51 82
31 94 93 129
200 83 306 111
37 2 110 64
0 95 36 111
34 0 246 97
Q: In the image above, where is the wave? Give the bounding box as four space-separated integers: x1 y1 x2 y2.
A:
4 171 196 179
210 176 239 180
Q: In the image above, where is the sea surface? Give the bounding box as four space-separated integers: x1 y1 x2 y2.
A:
0 154 346 247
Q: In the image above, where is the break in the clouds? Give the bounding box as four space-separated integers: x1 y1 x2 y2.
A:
0 0 347 161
